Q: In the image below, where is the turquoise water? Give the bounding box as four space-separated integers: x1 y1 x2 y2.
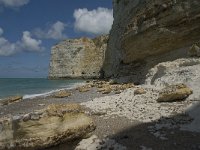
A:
0 78 84 99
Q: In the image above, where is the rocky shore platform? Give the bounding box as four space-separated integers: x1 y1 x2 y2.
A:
1 58 200 150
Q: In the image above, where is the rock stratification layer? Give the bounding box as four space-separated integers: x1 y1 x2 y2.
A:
0 104 95 150
103 0 200 78
49 35 108 79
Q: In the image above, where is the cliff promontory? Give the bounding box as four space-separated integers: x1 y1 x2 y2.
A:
49 35 108 79
49 0 200 81
103 0 200 79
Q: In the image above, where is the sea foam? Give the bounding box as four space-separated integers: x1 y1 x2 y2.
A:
23 82 85 99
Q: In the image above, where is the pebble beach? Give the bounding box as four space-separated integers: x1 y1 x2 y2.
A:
1 80 200 150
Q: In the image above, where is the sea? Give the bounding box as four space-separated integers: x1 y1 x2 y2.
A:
0 78 85 99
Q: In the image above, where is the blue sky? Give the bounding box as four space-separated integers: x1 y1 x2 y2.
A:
0 0 113 78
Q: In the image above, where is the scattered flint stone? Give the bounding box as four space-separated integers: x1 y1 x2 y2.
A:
75 135 127 150
102 87 112 94
109 78 118 85
157 83 193 102
23 113 31 122
53 90 71 98
34 111 43 116
0 96 23 106
30 113 40 120
120 83 134 90
78 86 90 92
115 91 121 94
97 85 103 88
134 88 146 95
91 110 107 116
38 103 45 106
86 80 91 83
13 115 22 121
97 88 105 92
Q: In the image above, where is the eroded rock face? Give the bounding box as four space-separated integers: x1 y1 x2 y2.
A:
145 58 200 101
49 35 108 79
0 104 95 150
103 0 200 77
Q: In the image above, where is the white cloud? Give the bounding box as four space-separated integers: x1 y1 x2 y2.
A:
21 31 43 51
0 28 44 56
0 0 29 8
74 7 113 35
34 21 67 40
0 37 19 56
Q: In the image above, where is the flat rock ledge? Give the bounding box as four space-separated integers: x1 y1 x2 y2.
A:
0 96 23 106
52 90 72 98
157 84 193 102
0 103 95 150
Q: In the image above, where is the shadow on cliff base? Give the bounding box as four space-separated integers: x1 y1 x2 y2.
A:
105 47 191 84
106 103 200 150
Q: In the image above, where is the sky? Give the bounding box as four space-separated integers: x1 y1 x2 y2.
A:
0 0 113 78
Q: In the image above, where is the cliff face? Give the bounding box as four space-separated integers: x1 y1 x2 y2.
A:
103 0 200 78
49 35 108 79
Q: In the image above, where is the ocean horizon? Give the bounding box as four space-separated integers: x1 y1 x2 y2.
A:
0 78 85 99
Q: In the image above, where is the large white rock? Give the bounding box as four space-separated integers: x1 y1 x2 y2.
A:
145 58 200 101
0 104 95 150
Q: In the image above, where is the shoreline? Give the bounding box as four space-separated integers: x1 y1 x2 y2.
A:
0 80 115 117
0 80 200 149
0 78 87 100
23 82 86 100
